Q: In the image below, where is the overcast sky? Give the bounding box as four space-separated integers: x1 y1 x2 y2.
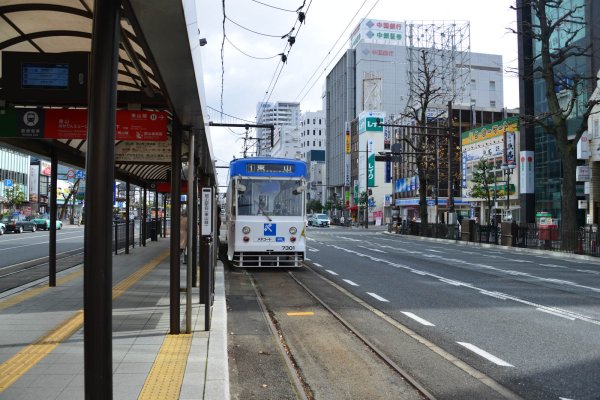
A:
196 0 519 187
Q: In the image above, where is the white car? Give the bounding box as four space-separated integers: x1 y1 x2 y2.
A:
0 221 4 235
311 213 330 227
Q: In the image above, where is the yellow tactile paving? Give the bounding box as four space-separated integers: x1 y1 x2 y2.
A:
0 250 169 393
138 334 193 400
0 268 83 311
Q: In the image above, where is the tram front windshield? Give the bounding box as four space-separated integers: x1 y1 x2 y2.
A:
237 178 303 217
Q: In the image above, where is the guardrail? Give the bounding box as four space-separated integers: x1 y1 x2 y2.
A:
112 221 135 254
396 222 600 257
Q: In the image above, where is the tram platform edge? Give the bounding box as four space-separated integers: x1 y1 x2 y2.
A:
0 238 229 400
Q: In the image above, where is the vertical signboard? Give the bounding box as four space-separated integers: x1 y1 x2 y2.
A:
29 165 39 202
520 151 534 194
345 130 351 154
368 140 375 187
201 187 213 236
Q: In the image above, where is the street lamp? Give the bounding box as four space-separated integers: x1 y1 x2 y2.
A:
500 163 516 220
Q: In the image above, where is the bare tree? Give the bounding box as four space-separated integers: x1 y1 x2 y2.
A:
401 49 452 225
513 0 599 237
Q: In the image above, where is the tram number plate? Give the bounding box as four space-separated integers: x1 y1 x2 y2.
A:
281 246 295 251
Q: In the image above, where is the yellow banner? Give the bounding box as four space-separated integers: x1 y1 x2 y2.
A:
461 116 519 146
345 131 351 154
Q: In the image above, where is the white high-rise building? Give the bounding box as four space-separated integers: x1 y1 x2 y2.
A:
300 111 327 205
256 101 301 156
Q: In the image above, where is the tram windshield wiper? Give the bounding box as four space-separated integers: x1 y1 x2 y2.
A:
254 201 272 222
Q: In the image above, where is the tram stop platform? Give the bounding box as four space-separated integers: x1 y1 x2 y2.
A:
0 238 229 399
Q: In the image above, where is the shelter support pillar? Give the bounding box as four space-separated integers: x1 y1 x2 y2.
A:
49 151 58 287
170 120 182 334
142 186 147 246
125 179 130 254
84 0 120 397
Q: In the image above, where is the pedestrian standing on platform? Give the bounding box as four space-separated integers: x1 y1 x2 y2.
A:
340 215 345 226
180 208 188 264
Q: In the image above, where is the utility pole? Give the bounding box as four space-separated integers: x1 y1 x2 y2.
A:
365 140 369 229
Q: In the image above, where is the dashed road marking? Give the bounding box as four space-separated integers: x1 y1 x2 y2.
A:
287 311 315 316
308 248 319 252
367 292 389 302
401 311 435 326
457 342 514 367
326 269 338 276
427 249 442 253
536 307 575 321
312 262 323 268
357 245 386 253
342 279 359 286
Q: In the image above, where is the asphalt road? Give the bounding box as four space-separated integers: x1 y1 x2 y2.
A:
305 225 600 400
0 225 84 269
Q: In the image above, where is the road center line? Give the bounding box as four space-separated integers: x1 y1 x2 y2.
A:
536 307 575 321
401 311 435 326
457 342 514 367
312 262 323 268
342 279 359 286
325 269 338 276
357 245 386 253
367 292 389 302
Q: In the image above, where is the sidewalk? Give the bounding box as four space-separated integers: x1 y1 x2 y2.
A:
0 238 228 399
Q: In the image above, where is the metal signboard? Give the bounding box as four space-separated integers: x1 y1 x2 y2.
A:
576 165 591 182
519 151 535 194
201 187 213 236
4 179 13 187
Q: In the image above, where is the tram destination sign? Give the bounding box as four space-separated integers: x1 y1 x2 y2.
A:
246 163 295 174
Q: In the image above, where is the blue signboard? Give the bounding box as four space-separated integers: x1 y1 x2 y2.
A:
4 179 13 187
264 223 276 236
76 170 85 179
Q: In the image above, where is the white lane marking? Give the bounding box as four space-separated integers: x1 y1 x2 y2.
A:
540 263 568 269
312 262 323 268
479 290 507 300
401 311 435 326
306 237 316 242
305 258 311 261
457 342 514 367
308 248 319 252
342 279 359 286
339 236 361 242
560 397 575 400
427 249 442 253
0 234 84 251
411 270 427 275
576 269 600 275
357 245 386 253
438 278 463 286
325 269 338 276
367 292 389 302
0 247 84 271
536 307 576 321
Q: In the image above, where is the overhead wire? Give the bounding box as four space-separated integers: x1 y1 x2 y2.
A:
225 37 281 60
220 0 226 113
207 105 256 124
226 15 294 38
295 0 371 102
250 0 298 12
296 0 381 104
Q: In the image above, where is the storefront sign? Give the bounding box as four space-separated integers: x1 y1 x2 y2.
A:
201 187 213 236
519 151 534 194
29 165 39 202
350 19 405 48
576 165 591 181
345 130 351 154
577 133 590 159
358 111 385 134
367 140 375 187
115 139 172 162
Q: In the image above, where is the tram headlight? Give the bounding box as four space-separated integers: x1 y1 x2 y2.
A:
289 226 297 235
242 226 251 234
290 236 296 243
243 236 250 242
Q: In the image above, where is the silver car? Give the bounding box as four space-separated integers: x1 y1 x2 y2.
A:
311 213 330 227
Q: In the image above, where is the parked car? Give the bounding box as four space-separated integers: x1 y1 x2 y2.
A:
28 216 63 230
306 213 313 226
311 213 331 227
0 221 5 235
1 215 37 233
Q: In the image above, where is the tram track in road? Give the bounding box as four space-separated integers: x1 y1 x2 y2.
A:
245 267 431 400
0 249 84 294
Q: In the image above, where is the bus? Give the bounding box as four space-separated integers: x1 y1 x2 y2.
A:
225 157 307 267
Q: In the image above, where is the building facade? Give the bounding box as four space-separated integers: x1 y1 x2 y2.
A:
326 18 505 223
0 147 30 214
256 101 301 156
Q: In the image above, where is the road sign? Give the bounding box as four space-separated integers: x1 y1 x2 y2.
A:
66 169 75 179
75 170 85 179
4 179 13 187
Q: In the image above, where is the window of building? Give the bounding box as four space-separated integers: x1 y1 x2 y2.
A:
470 79 476 89
489 80 496 91
313 141 315 146
306 141 309 146
306 118 310 124
490 100 496 108
319 119 322 124
470 98 476 106
313 119 316 124
319 130 322 135
319 141 321 146
313 130 316 135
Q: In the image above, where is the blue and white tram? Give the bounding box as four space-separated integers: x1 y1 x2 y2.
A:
225 157 307 267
